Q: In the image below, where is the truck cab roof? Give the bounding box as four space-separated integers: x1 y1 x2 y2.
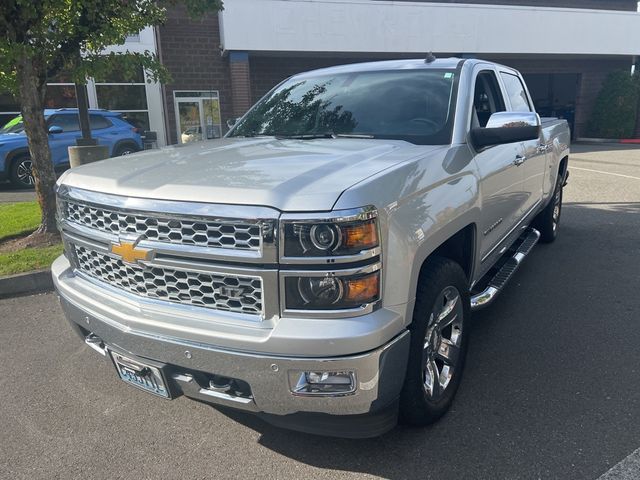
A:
292 57 518 79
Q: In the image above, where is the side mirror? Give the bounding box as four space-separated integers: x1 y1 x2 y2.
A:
470 112 540 150
48 125 63 134
226 118 237 129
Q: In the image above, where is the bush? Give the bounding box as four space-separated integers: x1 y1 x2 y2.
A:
587 70 640 139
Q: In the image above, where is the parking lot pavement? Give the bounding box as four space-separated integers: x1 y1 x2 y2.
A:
0 181 35 202
1 143 640 480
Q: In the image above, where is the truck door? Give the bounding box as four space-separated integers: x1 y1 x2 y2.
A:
499 71 546 217
470 69 527 267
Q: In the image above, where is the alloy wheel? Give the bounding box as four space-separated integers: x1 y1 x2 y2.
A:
423 286 464 400
16 159 35 186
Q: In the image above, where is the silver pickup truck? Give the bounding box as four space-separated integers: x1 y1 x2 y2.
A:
53 58 570 438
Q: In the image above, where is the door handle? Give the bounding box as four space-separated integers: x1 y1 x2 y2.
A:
513 155 526 166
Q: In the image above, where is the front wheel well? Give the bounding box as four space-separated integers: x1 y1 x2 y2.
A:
112 140 140 156
419 224 476 285
6 148 30 166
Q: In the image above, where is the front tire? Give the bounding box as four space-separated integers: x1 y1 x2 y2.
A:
399 257 470 426
9 155 36 188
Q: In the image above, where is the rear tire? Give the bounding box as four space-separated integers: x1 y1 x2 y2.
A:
9 155 36 189
534 169 564 243
399 257 470 426
113 143 138 157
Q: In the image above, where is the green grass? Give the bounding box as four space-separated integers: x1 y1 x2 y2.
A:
0 202 63 276
0 202 42 240
0 244 64 276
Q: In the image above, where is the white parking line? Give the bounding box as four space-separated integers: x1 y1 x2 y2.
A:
571 166 640 181
597 447 640 479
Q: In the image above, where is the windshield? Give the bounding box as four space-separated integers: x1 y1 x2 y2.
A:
229 69 458 145
1 115 26 134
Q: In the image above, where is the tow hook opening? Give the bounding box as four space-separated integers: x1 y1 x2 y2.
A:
84 332 107 356
172 371 254 402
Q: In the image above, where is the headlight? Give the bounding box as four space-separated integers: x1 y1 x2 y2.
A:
284 269 380 310
281 207 379 259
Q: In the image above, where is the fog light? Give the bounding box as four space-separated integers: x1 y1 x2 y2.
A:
292 371 356 396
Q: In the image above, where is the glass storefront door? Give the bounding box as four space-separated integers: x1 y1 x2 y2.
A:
174 91 222 144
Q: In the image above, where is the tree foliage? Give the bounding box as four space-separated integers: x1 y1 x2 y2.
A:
587 70 640 139
0 0 222 91
0 0 222 235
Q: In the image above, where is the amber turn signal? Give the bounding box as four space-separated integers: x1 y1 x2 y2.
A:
342 221 378 250
344 272 380 303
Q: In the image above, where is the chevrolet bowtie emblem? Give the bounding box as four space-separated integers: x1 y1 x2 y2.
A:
110 240 153 265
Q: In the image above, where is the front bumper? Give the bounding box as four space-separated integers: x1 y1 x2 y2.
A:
53 256 410 434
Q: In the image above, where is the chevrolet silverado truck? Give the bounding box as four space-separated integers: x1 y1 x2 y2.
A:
52 58 570 438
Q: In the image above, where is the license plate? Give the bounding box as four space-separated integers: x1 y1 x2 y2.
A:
109 350 170 398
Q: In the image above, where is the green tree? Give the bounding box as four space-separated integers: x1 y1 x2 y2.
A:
0 0 223 238
587 70 640 139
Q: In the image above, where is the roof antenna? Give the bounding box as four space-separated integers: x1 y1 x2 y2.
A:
425 52 436 64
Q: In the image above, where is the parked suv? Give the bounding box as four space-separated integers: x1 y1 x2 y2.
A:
0 108 143 188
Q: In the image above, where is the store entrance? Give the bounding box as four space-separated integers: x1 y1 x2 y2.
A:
173 91 222 144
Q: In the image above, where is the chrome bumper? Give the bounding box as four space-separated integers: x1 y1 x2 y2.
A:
54 262 410 417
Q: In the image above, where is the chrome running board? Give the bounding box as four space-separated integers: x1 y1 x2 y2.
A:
471 228 540 311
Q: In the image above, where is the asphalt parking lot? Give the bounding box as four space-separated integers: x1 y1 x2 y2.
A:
1 143 639 479
0 181 35 202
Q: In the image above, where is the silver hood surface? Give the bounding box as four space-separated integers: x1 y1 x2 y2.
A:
59 137 444 211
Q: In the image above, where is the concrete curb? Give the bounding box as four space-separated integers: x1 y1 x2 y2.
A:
0 269 53 299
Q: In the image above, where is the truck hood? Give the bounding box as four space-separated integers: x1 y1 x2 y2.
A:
60 137 445 211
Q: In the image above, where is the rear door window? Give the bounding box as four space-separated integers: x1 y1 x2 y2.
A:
89 115 112 130
500 73 532 112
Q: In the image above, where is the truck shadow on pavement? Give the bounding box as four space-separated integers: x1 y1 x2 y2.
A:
207 201 640 480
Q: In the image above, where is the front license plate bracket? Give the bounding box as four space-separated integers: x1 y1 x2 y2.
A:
109 350 172 399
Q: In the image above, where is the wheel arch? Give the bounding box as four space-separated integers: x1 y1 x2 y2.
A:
422 224 476 284
401 221 478 329
6 147 30 168
112 139 140 156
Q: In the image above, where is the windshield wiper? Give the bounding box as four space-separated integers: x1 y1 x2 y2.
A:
274 132 375 140
274 133 334 140
334 133 374 139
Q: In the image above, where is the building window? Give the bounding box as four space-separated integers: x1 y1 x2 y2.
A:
0 93 20 127
44 84 77 109
95 66 150 132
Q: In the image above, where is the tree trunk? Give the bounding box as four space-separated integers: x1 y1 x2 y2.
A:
16 55 58 235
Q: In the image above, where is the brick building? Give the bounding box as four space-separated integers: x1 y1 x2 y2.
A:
157 0 640 144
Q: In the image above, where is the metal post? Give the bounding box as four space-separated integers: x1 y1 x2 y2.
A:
74 83 97 146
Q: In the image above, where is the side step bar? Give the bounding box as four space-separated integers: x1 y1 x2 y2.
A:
470 228 540 311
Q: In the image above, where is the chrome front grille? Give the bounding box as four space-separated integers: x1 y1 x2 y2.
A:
73 244 263 315
64 200 262 251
